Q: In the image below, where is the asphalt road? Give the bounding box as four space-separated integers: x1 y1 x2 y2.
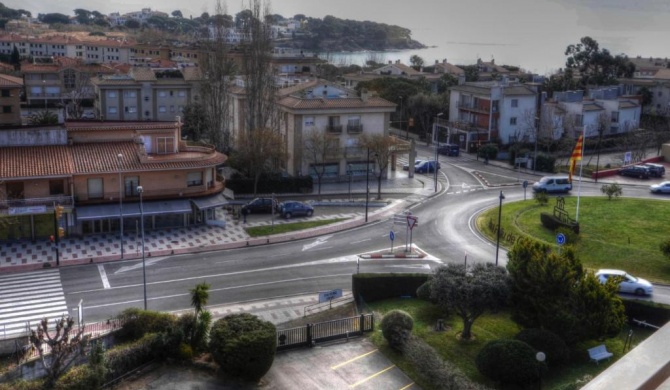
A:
41 149 670 322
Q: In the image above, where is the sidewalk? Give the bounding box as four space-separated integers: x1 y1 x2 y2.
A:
0 172 440 273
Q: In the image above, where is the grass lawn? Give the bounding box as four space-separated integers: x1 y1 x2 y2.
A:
477 196 670 283
368 298 655 390
244 218 347 237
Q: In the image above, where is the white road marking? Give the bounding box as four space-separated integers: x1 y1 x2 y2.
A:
98 264 111 289
302 235 333 251
114 256 167 274
352 239 372 244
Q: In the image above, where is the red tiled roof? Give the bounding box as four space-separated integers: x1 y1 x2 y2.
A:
277 96 396 110
0 145 74 179
66 121 180 132
0 74 23 87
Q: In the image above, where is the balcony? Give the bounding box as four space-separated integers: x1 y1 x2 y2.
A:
458 103 491 114
79 179 225 204
0 195 74 215
347 124 363 134
326 125 343 133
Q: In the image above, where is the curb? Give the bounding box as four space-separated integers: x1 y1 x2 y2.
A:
361 253 423 259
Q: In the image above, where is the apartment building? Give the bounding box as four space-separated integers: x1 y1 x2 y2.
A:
0 120 227 240
0 74 22 125
90 66 202 121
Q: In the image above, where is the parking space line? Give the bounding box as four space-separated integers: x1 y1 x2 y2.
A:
331 349 378 370
348 364 396 388
399 382 415 390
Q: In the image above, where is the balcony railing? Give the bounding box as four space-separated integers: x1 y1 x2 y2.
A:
347 124 363 133
0 195 74 212
458 103 490 114
326 125 343 133
78 180 225 204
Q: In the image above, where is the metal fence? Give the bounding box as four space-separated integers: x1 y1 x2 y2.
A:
276 314 374 351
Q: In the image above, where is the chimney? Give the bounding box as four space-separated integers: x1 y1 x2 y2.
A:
360 88 369 102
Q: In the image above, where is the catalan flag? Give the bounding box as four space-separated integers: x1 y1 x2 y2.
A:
568 135 583 182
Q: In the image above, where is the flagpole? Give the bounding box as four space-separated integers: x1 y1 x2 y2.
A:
575 126 586 221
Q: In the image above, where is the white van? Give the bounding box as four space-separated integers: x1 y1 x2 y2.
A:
532 176 572 193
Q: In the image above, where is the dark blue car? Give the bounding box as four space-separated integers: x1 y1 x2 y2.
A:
415 160 440 174
278 201 314 219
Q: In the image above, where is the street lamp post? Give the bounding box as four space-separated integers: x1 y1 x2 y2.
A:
434 142 439 192
365 148 370 222
495 191 505 266
534 116 539 173
137 186 147 310
435 112 444 146
536 351 546 390
347 164 353 201
117 154 124 259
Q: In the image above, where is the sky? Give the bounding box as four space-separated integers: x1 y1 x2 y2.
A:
8 0 670 74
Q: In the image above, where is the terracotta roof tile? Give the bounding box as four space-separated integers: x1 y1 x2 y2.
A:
0 145 73 179
277 96 396 110
0 74 23 87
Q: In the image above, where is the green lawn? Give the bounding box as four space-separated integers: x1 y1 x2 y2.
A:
244 218 348 236
477 197 670 283
368 298 655 390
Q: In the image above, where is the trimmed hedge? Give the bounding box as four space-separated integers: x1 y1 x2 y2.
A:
116 308 178 342
623 300 670 327
476 339 547 386
209 313 277 383
352 273 429 303
105 333 162 380
380 310 414 350
54 364 103 390
515 328 570 366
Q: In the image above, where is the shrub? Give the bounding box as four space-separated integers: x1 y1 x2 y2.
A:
116 308 178 341
54 365 103 390
380 310 414 350
0 380 45 390
105 333 162 379
209 313 277 382
475 339 547 386
416 281 432 302
535 153 556 173
601 183 623 200
533 190 549 205
177 342 194 361
555 226 579 245
478 144 498 160
515 328 570 366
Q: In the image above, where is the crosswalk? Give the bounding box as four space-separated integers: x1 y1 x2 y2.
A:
0 269 69 337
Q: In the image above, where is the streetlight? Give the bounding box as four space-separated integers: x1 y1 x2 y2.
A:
137 185 147 310
536 351 546 390
534 116 539 173
436 112 444 146
434 143 439 192
117 154 124 259
347 164 353 201
365 148 370 222
495 190 505 266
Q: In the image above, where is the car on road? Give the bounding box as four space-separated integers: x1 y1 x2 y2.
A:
402 159 422 171
532 176 572 193
241 198 279 215
595 269 653 296
437 144 460 157
618 165 650 179
641 163 665 178
650 181 670 194
278 201 314 219
414 160 440 174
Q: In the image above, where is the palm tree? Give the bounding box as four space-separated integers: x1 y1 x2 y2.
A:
190 282 210 315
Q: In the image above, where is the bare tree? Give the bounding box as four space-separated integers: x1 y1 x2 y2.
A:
586 112 609 167
60 66 95 119
30 316 87 387
233 127 288 195
303 129 341 195
359 134 399 200
198 0 237 152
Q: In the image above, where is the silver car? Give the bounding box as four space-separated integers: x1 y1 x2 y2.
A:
650 181 670 194
596 269 653 296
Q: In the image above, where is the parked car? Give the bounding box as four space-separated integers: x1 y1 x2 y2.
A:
278 201 314 219
241 198 278 215
414 160 440 174
641 163 665 178
650 181 670 194
595 269 653 296
532 176 572 193
402 159 422 171
618 165 650 179
437 144 460 157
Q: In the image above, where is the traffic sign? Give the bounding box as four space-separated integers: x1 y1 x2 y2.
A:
407 216 418 230
556 233 566 246
389 231 395 241
318 289 343 303
523 180 528 189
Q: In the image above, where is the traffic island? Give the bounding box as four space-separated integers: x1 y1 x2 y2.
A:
359 246 427 259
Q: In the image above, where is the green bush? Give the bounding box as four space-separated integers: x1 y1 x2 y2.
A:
54 364 103 390
380 310 414 350
478 144 498 160
209 313 277 382
601 183 623 200
116 308 178 341
515 328 570 366
416 281 433 302
535 153 556 173
177 342 194 361
475 339 547 386
533 190 549 205
105 333 162 380
0 380 45 390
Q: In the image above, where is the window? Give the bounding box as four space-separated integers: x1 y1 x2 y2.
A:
304 116 315 127
511 99 518 108
158 91 167 97
510 117 517 125
169 91 174 96
158 106 167 113
108 106 118 114
127 106 137 113
157 137 175 154
124 177 139 196
611 111 619 123
2 106 11 113
123 91 137 98
170 105 175 113
49 180 64 195
87 178 103 199
1 89 10 97
63 69 76 89
178 90 186 97
107 91 117 98
186 172 203 187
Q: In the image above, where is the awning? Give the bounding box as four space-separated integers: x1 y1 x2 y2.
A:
192 194 229 210
76 199 192 221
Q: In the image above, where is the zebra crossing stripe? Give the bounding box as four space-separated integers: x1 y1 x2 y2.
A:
0 269 68 337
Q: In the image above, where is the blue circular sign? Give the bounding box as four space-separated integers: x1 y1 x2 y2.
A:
523 180 529 188
556 233 566 245
390 231 395 241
